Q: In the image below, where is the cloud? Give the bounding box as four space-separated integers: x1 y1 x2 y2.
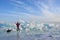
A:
33 0 60 22
10 0 35 13
33 1 56 17
7 0 60 22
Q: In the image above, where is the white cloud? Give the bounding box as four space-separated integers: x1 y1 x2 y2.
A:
34 0 60 22
8 0 60 22
10 0 35 13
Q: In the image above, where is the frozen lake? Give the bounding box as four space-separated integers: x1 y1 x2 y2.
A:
0 30 60 40
0 23 60 40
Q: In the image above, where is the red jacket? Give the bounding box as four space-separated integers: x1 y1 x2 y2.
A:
16 22 20 27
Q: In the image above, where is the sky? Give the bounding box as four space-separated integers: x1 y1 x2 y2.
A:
0 0 60 22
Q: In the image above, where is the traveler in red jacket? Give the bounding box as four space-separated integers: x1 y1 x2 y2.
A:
16 22 20 31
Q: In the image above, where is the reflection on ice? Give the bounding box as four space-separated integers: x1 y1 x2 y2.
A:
17 32 20 40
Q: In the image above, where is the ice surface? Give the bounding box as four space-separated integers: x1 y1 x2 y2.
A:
0 20 60 40
0 31 60 40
